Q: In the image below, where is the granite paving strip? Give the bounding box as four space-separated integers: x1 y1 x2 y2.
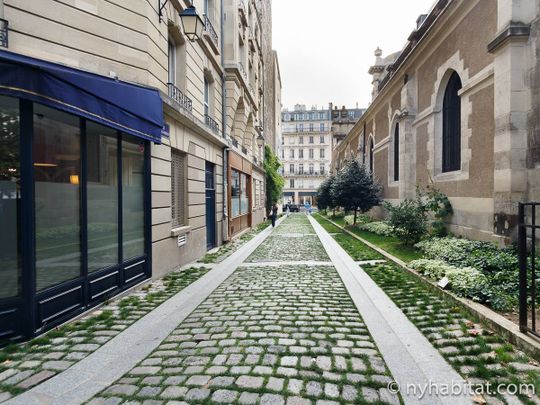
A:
4 216 285 405
308 215 472 405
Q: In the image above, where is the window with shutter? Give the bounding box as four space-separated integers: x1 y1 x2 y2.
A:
171 150 186 227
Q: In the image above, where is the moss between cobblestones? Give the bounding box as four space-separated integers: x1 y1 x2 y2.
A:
88 262 402 405
319 218 540 404
246 235 329 263
0 267 209 400
364 263 540 404
199 220 271 264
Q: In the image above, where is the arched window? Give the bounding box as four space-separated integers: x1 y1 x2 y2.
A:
394 123 399 181
369 137 374 174
442 71 462 172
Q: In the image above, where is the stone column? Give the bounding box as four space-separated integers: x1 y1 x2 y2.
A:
399 74 417 200
491 0 535 239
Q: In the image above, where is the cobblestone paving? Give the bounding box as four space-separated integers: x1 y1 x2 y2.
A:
363 263 540 404
89 215 400 404
199 221 271 264
247 215 328 263
0 267 209 402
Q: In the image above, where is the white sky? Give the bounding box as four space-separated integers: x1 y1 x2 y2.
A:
272 0 436 111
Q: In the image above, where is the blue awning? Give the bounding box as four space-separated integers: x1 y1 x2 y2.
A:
0 50 163 143
299 192 317 196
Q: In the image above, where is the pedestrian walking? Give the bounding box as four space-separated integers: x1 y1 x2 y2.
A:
271 203 278 227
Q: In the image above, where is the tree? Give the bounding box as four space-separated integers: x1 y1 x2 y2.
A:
331 157 382 224
316 174 336 212
384 199 428 244
264 144 284 214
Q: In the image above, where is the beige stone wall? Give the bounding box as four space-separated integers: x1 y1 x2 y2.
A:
4 0 166 89
333 0 524 243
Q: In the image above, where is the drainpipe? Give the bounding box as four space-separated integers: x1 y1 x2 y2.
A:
220 0 229 242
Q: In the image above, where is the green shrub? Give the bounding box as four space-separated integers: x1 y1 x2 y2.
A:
359 221 394 236
384 200 428 244
344 214 372 226
446 267 489 301
415 237 518 273
409 259 456 280
418 186 453 237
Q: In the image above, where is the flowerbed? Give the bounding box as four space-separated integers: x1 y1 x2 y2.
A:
319 212 522 312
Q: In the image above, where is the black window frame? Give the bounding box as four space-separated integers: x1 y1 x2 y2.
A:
442 71 462 173
394 122 400 182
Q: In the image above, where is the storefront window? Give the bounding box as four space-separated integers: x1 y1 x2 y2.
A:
87 122 118 271
122 135 145 260
34 104 81 291
0 96 20 299
240 173 249 215
231 170 240 217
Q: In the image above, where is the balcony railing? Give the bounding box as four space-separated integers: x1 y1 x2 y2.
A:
204 15 219 48
167 83 193 112
286 172 324 177
205 114 219 134
0 19 8 48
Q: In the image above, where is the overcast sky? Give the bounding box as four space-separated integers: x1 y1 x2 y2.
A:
272 0 436 111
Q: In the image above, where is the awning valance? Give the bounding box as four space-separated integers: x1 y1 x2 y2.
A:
0 50 164 143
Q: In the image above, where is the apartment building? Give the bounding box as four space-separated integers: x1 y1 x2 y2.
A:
280 105 329 206
0 0 279 341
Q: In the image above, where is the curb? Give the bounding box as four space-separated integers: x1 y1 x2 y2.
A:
321 215 540 361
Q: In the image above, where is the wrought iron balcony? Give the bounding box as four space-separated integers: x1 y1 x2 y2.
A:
205 114 219 134
0 19 8 48
167 83 192 112
241 145 248 155
204 15 219 48
231 137 239 147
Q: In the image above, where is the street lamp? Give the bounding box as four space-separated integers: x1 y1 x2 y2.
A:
179 6 204 42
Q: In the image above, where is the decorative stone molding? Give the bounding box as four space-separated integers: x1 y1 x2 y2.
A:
487 22 531 54
428 51 472 182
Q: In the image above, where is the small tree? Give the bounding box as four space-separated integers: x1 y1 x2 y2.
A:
316 174 336 213
384 200 428 244
264 144 284 214
331 157 382 224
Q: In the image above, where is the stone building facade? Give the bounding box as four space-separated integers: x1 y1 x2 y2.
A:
334 0 539 244
282 104 362 206
0 0 279 340
223 0 271 236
